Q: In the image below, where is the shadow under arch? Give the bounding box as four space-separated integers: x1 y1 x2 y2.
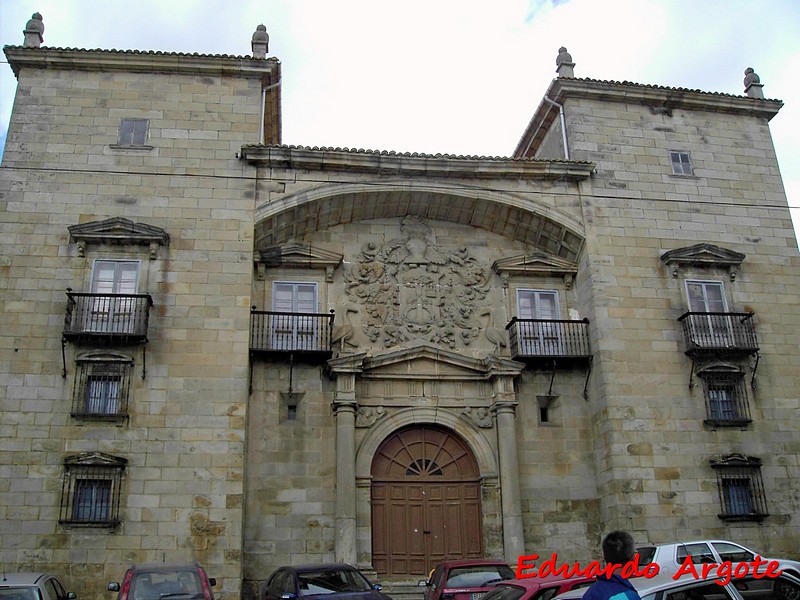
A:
255 181 585 261
355 406 498 482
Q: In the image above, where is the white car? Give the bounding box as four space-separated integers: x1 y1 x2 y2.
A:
552 570 800 600
636 540 800 579
0 572 77 600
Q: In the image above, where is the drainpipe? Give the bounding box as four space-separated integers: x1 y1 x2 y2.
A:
542 95 569 160
259 79 282 145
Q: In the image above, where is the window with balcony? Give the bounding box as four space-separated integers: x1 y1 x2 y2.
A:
697 366 751 427
517 289 562 355
60 452 126 527
71 352 132 419
710 454 768 522
270 281 320 351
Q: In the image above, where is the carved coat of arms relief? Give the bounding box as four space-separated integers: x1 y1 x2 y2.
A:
344 216 498 350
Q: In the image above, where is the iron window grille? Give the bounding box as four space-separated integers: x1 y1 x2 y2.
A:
60 452 126 527
71 353 133 419
117 118 149 146
710 454 768 522
670 150 693 175
697 367 751 427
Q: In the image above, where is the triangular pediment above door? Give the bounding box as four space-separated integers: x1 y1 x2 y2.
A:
660 243 746 279
255 242 344 281
492 251 578 286
660 243 745 267
327 340 524 380
68 217 170 246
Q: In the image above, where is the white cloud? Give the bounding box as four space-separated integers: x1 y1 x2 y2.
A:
1 0 799 242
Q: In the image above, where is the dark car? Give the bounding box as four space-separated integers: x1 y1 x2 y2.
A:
1 572 77 600
262 564 391 600
480 576 595 600
422 559 516 600
108 561 216 600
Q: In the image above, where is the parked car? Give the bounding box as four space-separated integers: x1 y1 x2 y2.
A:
0 573 76 600
108 561 216 600
636 540 800 579
421 559 516 600
262 563 391 600
479 575 596 600
552 570 800 600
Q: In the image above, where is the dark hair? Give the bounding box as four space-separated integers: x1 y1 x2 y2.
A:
602 530 636 564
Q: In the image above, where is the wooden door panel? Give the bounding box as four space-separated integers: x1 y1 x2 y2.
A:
371 426 483 577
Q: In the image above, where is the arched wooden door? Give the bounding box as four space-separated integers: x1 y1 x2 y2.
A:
371 426 483 577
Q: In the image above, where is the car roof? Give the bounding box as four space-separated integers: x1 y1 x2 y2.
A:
0 573 49 585
280 563 360 573
638 540 749 548
496 576 595 590
128 562 203 572
439 559 513 568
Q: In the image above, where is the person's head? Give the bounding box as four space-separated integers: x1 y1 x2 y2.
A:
602 530 636 565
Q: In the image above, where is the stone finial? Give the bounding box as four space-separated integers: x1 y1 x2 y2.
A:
23 12 44 48
556 46 575 78
743 67 764 99
251 24 269 59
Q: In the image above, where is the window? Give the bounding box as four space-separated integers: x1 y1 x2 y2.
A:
87 260 140 334
270 282 319 351
516 289 562 355
71 353 133 418
117 118 149 146
684 280 733 347
710 454 768 522
698 367 751 426
670 151 693 175
60 452 126 527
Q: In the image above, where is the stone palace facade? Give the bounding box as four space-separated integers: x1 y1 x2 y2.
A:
2 14 799 600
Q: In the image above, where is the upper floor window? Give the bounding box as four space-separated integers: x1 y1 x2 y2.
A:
670 150 693 175
709 454 768 522
71 352 133 419
118 118 149 146
60 452 126 527
516 289 562 355
85 260 141 334
697 366 751 427
271 282 319 351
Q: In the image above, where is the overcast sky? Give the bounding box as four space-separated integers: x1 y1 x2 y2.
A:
2 0 799 241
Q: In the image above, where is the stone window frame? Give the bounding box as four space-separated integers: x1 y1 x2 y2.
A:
59 452 127 528
669 150 694 176
709 454 768 522
70 351 134 422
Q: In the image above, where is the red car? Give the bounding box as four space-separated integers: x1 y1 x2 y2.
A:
422 559 516 600
479 575 596 600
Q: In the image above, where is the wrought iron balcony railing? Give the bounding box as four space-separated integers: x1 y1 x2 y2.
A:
506 317 591 362
63 290 153 343
678 312 758 357
250 308 334 356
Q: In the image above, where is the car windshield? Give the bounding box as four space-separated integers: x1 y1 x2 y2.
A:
0 588 41 600
445 566 515 588
130 570 204 599
297 569 372 596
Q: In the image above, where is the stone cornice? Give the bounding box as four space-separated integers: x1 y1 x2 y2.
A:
516 77 784 157
3 45 280 79
240 145 595 180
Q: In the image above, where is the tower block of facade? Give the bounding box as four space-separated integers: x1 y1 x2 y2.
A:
2 16 800 600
